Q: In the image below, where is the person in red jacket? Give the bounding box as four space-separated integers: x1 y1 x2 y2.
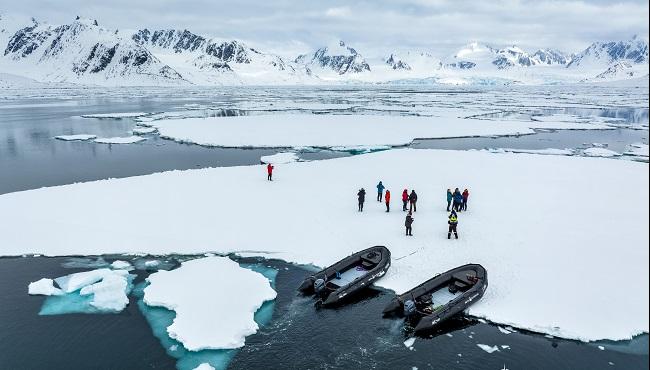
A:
267 163 274 181
401 189 408 211
385 190 391 212
462 188 469 211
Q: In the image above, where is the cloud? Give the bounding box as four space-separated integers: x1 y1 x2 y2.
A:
1 0 648 58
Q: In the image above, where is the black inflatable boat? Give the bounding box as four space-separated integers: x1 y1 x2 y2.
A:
298 246 391 306
383 263 487 334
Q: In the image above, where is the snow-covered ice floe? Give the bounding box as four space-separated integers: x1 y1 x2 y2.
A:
624 143 649 157
143 256 276 351
582 147 622 157
81 112 150 119
260 152 299 164
94 136 146 144
495 148 575 156
54 134 97 141
133 127 158 135
28 268 133 314
2 149 648 341
477 344 500 354
146 114 613 149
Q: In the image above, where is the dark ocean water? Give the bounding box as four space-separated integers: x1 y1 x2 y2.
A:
0 256 647 370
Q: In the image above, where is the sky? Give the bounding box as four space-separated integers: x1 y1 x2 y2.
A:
2 0 649 58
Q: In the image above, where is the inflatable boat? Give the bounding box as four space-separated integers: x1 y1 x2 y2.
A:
382 263 487 334
298 246 391 306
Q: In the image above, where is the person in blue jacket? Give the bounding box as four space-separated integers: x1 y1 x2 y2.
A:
446 189 453 211
453 188 464 212
376 181 385 202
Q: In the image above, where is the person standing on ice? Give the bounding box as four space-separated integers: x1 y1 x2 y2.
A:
405 211 414 236
446 189 453 211
376 181 385 202
409 190 418 212
357 188 366 212
266 163 274 181
385 190 391 212
402 189 409 211
462 188 470 211
453 188 463 212
448 210 459 239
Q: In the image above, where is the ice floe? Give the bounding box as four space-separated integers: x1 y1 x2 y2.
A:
28 278 62 296
111 260 133 270
497 148 575 156
404 337 416 349
29 268 133 313
582 148 622 157
260 152 299 164
193 364 215 370
143 256 277 351
94 136 146 144
81 112 150 119
477 344 500 353
133 127 158 135
2 149 647 341
147 114 613 149
54 134 97 141
624 143 649 157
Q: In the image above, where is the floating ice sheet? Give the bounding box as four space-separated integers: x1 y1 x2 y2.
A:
94 136 146 144
54 134 97 141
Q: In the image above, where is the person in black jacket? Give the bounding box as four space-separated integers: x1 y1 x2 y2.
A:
405 211 414 236
357 188 366 212
409 190 418 213
448 210 458 239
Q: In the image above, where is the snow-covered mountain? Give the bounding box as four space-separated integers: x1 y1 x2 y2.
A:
132 29 312 84
0 14 647 86
295 41 370 77
1 16 186 86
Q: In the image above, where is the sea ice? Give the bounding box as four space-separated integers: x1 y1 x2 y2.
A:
498 148 575 156
30 268 133 314
624 144 649 157
111 260 133 270
404 337 416 348
143 256 277 351
133 127 158 135
194 364 215 370
260 152 299 164
28 278 62 296
54 134 97 141
477 344 500 353
81 112 149 119
498 327 513 335
1 149 647 341
147 114 612 149
582 148 622 157
94 136 146 144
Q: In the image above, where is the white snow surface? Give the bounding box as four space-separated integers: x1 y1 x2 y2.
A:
260 152 299 164
148 114 612 149
583 147 622 157
81 112 149 119
28 278 63 296
1 149 648 341
143 256 276 351
54 134 97 141
94 136 146 144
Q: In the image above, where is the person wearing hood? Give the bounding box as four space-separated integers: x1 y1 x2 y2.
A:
402 189 409 211
357 188 366 212
409 190 418 212
385 189 391 212
462 188 470 211
448 210 459 239
405 211 414 236
446 189 453 212
376 181 385 202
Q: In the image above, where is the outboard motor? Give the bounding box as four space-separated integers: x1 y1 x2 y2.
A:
403 299 416 316
314 278 326 294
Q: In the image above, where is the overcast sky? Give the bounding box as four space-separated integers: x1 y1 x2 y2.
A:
3 0 649 58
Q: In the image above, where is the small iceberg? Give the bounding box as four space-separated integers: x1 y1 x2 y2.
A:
94 136 146 144
54 134 97 141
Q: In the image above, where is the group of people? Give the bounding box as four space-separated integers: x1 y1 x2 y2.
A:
357 181 471 239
